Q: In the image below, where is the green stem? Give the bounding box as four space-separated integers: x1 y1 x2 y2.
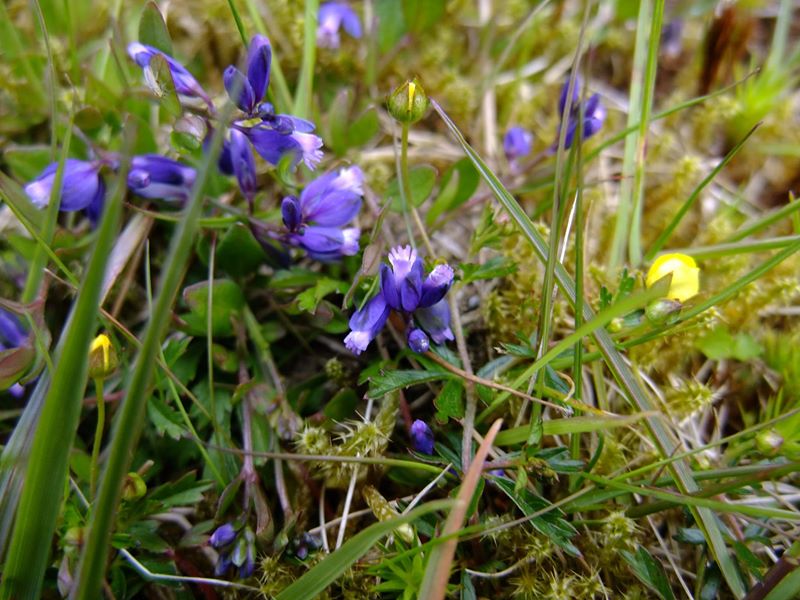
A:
398 121 418 248
89 378 105 499
293 0 320 119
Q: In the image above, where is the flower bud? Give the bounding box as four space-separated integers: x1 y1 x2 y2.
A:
121 472 147 501
646 253 699 303
387 78 428 124
644 298 682 326
755 429 783 456
88 334 118 380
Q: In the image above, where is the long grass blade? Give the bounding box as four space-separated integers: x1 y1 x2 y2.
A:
293 0 319 119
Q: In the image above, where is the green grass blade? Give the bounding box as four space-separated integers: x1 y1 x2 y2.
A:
644 122 760 261
293 0 319 120
431 98 748 598
627 0 664 265
495 413 649 446
608 0 652 268
275 500 453 600
0 149 130 600
72 110 233 600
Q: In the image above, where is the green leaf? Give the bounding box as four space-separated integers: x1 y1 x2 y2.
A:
327 88 351 154
348 107 379 147
145 54 181 118
147 395 185 440
275 500 453 600
181 279 245 337
138 2 173 55
389 165 437 210
269 268 320 289
375 0 407 53
367 369 454 399
427 158 479 225
696 326 763 361
460 256 517 284
621 547 677 600
0 171 44 235
434 379 464 423
296 277 347 314
216 224 268 278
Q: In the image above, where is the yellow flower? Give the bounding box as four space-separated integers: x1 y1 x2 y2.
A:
646 253 699 302
88 333 118 379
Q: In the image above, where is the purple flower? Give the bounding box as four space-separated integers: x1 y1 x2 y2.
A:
127 42 212 109
407 328 430 354
554 76 605 150
414 298 454 345
410 419 434 455
503 126 533 161
280 166 363 260
245 124 324 170
25 159 106 213
127 155 196 202
343 293 390 355
0 308 30 395
209 523 237 548
229 130 257 202
224 35 272 115
344 246 455 355
318 2 362 49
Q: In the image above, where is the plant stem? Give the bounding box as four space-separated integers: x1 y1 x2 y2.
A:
90 378 105 499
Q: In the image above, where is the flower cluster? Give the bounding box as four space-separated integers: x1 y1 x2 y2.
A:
278 166 363 260
208 522 256 579
554 75 605 150
24 153 196 224
344 246 454 355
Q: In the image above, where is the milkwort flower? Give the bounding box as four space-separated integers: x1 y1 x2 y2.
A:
224 36 324 172
503 126 533 162
553 75 605 150
344 246 455 355
127 42 213 109
410 419 434 455
279 166 363 260
317 2 362 49
127 155 196 203
25 159 107 223
0 308 31 397
209 522 256 579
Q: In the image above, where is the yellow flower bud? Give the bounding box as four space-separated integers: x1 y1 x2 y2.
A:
387 78 428 124
646 253 699 303
88 334 119 380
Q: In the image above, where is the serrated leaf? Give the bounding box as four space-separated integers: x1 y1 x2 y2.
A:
138 2 173 55
388 165 437 210
434 379 464 423
146 395 185 440
367 369 454 399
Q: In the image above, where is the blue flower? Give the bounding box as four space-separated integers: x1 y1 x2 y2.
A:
127 42 212 109
127 155 196 202
317 2 362 49
503 126 533 162
343 292 390 355
280 166 363 260
224 35 271 115
229 129 257 202
25 159 106 214
209 523 237 548
244 121 324 170
0 308 31 397
410 419 434 455
344 246 455 355
554 76 605 149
